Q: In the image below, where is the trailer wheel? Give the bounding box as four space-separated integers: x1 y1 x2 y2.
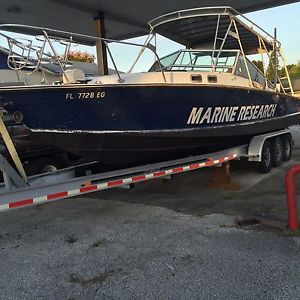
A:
25 157 63 176
258 140 272 173
282 134 292 161
40 163 59 173
271 137 283 167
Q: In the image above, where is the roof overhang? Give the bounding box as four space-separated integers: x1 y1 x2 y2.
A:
149 7 274 54
0 0 298 41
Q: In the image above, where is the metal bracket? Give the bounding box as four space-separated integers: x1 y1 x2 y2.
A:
0 152 27 188
248 129 290 161
0 115 27 182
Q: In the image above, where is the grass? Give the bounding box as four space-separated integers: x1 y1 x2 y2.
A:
282 227 300 237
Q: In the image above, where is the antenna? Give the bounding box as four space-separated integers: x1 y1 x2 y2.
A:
274 28 278 85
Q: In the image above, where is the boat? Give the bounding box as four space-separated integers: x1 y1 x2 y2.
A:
0 6 299 165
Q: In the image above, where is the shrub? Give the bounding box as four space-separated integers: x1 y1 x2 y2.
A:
67 50 95 63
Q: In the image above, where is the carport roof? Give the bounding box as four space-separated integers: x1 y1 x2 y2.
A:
0 0 298 40
149 7 274 53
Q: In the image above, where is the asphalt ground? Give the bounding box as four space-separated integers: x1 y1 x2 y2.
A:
1 128 300 299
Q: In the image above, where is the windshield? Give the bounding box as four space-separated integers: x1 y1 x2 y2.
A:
149 50 238 73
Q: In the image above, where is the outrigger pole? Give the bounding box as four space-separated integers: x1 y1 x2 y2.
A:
274 28 278 85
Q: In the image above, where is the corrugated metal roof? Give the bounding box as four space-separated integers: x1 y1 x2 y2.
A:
149 7 273 54
0 0 297 40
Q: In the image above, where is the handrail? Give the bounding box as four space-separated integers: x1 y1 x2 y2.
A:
42 30 69 83
181 49 240 53
0 24 167 83
168 64 235 69
104 41 124 83
0 31 62 73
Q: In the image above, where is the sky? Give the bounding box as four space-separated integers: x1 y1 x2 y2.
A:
246 2 300 64
108 2 300 71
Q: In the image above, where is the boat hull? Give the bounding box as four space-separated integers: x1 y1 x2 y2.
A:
32 112 298 164
1 84 300 164
30 131 255 165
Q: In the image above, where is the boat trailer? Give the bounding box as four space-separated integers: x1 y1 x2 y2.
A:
0 116 293 222
0 145 247 212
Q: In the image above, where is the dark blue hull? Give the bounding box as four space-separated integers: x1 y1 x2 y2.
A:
1 84 300 164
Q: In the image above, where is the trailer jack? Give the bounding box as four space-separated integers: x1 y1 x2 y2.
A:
209 161 240 190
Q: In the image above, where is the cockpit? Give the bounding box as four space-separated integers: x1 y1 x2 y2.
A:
149 49 272 87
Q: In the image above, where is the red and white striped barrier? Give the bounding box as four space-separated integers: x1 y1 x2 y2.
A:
0 153 237 212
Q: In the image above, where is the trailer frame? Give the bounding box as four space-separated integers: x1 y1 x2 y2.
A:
0 118 293 213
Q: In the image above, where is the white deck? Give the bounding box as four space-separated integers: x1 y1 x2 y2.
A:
90 71 266 90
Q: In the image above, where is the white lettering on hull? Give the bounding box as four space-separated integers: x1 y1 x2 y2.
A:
187 104 278 125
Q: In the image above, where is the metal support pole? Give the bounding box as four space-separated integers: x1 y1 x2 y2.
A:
3 172 12 191
279 47 295 95
94 11 108 76
211 14 221 70
260 39 285 92
0 114 27 183
274 28 278 85
285 165 300 230
232 19 253 88
0 152 27 188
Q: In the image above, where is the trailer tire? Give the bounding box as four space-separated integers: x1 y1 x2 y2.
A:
271 137 283 167
258 140 272 173
25 157 63 176
282 134 292 161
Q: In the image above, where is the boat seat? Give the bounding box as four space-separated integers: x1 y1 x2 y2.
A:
63 69 86 84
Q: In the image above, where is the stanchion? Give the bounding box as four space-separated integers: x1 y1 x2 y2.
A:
285 165 300 230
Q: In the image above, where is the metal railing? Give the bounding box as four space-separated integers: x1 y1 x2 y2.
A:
0 24 167 83
0 19 295 95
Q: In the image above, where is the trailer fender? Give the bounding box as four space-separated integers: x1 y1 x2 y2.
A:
248 129 291 162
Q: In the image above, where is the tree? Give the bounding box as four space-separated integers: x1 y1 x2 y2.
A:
266 50 279 82
279 64 295 78
289 62 300 79
252 60 264 73
67 51 95 63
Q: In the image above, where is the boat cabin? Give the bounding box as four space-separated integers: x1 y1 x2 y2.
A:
0 6 296 96
148 49 272 88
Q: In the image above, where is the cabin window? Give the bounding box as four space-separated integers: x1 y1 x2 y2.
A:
208 75 217 83
148 51 180 72
191 74 202 82
235 56 272 87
